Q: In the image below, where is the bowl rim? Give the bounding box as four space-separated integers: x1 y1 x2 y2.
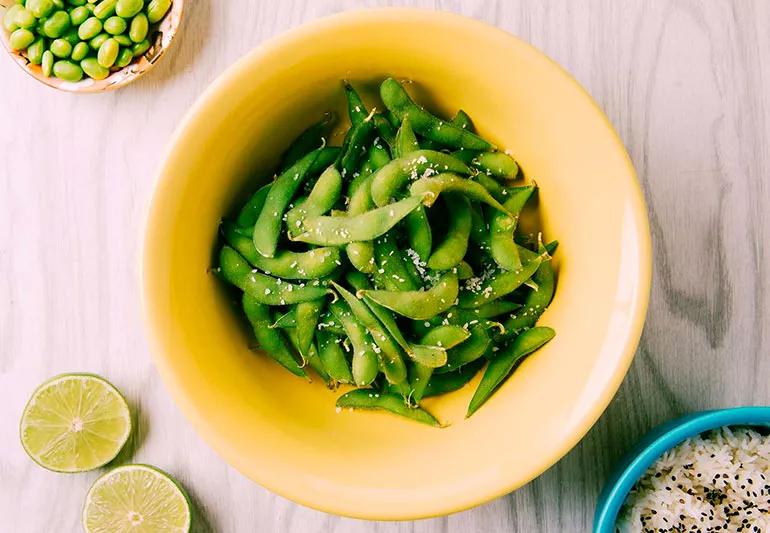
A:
142 7 653 520
593 406 770 532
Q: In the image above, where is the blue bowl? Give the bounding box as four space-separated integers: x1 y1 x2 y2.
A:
593 406 770 532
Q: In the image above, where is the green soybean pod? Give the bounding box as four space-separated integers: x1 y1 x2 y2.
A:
78 16 102 40
285 328 331 385
328 299 379 387
9 28 35 50
97 37 118 67
489 185 534 272
50 38 73 58
27 0 55 19
362 271 459 321
52 60 83 81
128 12 147 42
80 57 109 79
3 5 23 32
14 7 37 29
336 390 441 427
316 330 353 384
146 0 172 23
131 38 150 57
242 294 306 378
380 78 492 151
467 327 555 417
343 80 368 125
458 253 545 308
450 109 475 131
93 0 116 19
70 5 90 25
42 10 70 38
41 50 54 77
420 325 471 349
332 282 408 385
103 15 126 34
218 246 330 305
115 0 142 18
71 41 90 61
26 38 46 65
423 359 485 398
89 32 108 49
292 196 423 247
295 299 325 359
427 193 471 271
114 46 133 67
408 363 433 403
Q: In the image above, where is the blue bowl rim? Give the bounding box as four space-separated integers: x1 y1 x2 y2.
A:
593 406 770 532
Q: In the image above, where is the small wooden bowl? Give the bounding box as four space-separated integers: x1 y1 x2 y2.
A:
0 0 183 92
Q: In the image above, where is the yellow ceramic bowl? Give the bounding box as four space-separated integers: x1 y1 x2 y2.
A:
143 9 651 520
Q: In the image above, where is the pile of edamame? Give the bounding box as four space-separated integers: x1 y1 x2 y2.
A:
3 0 171 82
218 78 557 426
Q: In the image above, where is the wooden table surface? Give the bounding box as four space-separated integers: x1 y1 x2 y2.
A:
2 1 769 531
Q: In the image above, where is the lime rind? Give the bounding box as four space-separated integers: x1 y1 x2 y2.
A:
19 373 132 473
82 464 192 533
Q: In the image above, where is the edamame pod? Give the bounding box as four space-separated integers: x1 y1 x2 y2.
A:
343 80 368 125
454 150 519 179
347 272 447 368
427 193 471 270
423 359 484 398
292 196 423 246
372 232 419 291
440 325 490 373
458 253 546 308
467 326 555 416
361 271 458 320
331 282 407 385
420 325 470 349
450 109 474 131
285 328 331 385
236 183 271 227
242 294 305 377
280 112 335 171
370 150 470 207
409 173 511 214
219 246 330 305
221 220 341 280
295 299 325 359
286 165 342 235
489 186 534 271
329 299 379 386
380 78 492 151
394 117 420 158
253 149 322 258
336 390 440 427
317 330 353 384
502 245 556 333
408 363 433 403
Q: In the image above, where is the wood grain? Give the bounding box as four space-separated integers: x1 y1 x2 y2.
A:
2 1 769 531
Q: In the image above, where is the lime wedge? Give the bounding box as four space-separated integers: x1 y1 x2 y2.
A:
20 373 131 473
83 464 192 533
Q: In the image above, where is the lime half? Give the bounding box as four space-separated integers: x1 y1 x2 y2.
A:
20 373 131 472
83 464 192 532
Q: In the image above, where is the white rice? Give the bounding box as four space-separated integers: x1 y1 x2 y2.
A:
616 426 770 532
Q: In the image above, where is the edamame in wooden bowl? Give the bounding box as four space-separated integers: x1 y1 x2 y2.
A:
143 9 652 520
0 0 182 92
